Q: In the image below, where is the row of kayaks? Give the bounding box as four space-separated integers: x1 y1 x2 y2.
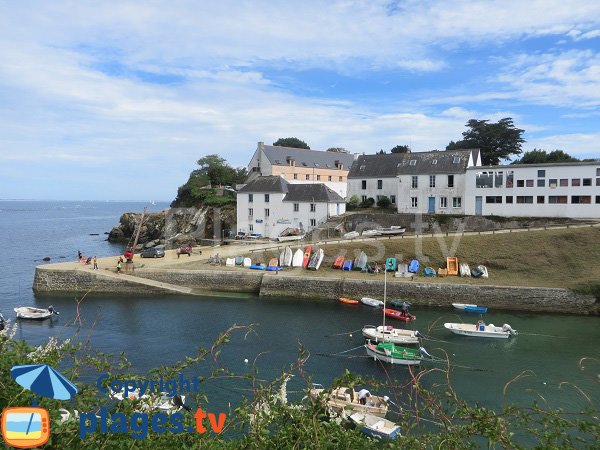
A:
225 246 325 271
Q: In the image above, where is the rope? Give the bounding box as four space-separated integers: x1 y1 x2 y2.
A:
517 332 568 338
324 328 362 337
316 345 365 357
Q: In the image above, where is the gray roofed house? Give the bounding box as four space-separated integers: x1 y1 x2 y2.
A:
237 176 288 193
260 144 355 169
283 184 345 203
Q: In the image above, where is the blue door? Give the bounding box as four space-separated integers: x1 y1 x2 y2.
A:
428 197 435 213
475 196 482 215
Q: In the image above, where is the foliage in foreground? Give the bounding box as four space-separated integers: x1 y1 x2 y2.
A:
1 322 598 449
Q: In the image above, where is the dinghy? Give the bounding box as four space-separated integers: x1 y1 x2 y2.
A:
302 246 312 269
339 297 359 305
408 259 419 273
225 257 235 267
360 297 383 308
459 263 471 277
384 308 416 322
444 321 517 338
423 267 436 277
308 385 389 418
343 231 360 240
14 306 59 320
332 256 345 269
376 226 406 235
249 264 265 270
265 266 282 271
361 325 420 344
365 341 423 365
235 256 244 265
291 249 304 267
342 259 354 271
268 258 279 267
350 412 401 441
452 303 488 314
307 249 324 270
446 257 458 275
361 229 381 237
385 258 397 272
355 251 368 271
243 257 252 267
279 246 293 267
437 268 448 277
471 265 489 278
394 263 412 278
277 234 305 242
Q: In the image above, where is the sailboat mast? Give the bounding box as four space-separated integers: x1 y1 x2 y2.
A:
383 269 387 331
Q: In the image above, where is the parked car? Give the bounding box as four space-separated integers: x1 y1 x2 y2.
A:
177 244 194 258
140 247 165 258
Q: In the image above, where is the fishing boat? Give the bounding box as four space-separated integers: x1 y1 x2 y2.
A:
308 385 389 418
307 249 324 270
376 226 405 235
349 412 401 440
332 256 345 269
361 325 420 344
355 251 368 271
338 297 359 305
361 229 381 237
452 303 488 314
302 246 312 268
365 341 424 365
360 297 383 308
384 308 416 322
279 246 293 267
444 321 517 339
342 259 354 271
343 231 360 240
14 306 59 320
291 249 304 267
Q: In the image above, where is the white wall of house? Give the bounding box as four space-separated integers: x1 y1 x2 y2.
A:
397 173 467 214
246 147 273 181
464 164 600 218
347 177 399 206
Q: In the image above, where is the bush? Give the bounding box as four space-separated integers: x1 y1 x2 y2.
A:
359 197 375 208
346 195 360 211
376 196 391 209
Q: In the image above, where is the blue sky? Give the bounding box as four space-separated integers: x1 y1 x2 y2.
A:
0 1 598 200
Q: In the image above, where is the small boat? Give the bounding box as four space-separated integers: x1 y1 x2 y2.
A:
225 257 235 267
376 226 405 235
365 341 423 365
279 246 293 267
14 306 59 320
235 256 244 266
423 267 436 277
332 256 345 269
452 303 488 314
362 325 420 344
243 257 252 267
394 263 412 278
265 266 282 271
355 251 368 271
437 268 448 277
360 297 384 308
408 259 419 273
308 385 389 418
268 258 279 267
249 264 265 270
446 257 458 276
471 265 489 278
342 259 354 271
307 249 324 270
277 234 305 242
339 297 359 305
361 229 381 237
349 412 401 441
343 231 360 240
291 249 304 267
302 246 312 269
444 321 517 338
384 308 416 322
459 263 471 277
111 389 187 414
385 258 397 272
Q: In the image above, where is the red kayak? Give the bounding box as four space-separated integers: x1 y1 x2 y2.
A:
384 308 416 322
338 297 359 305
302 246 312 269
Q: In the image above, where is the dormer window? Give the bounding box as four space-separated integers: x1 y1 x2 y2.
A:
453 156 460 164
432 159 438 165
359 165 366 171
409 160 417 166
286 157 295 167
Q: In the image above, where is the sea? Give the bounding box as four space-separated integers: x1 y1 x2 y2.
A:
1 200 598 429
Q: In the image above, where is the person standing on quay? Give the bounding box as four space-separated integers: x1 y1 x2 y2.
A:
93 256 98 270
116 260 122 273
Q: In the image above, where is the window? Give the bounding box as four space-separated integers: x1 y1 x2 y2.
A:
506 170 514 188
537 196 545 204
486 196 502 204
440 197 447 208
537 169 546 177
560 179 568 187
305 174 310 180
517 196 533 204
448 175 454 188
390 195 396 204
310 218 316 227
248 194 253 203
409 160 417 166
572 178 580 186
476 172 493 188
317 175 321 181
517 180 525 187
495 171 503 187
596 196 600 204
361 180 367 190
571 196 591 204
549 179 557 188
537 179 545 187
248 208 253 216
264 194 270 202
328 176 332 182
361 195 367 202
265 208 270 217
411 176 418 188
452 197 462 208
429 175 436 188
506 196 513 204
583 178 592 186
526 180 534 187
293 173 298 180
549 196 567 204
249 224 253 232
310 203 316 212
339 176 343 182
597 178 600 186
377 180 383 189
411 197 418 208
293 203 299 212
597 168 600 176
432 159 438 165
453 156 460 164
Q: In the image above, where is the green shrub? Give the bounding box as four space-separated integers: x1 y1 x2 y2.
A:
376 196 391 209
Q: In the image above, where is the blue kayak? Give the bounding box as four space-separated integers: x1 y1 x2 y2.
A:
342 259 354 271
265 266 282 271
452 303 488 313
249 264 265 270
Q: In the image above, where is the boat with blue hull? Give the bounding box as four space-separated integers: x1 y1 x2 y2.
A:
452 303 488 314
350 412 401 440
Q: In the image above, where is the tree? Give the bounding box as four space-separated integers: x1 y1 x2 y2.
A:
512 149 579 164
446 118 525 165
377 149 386 155
273 137 310 149
376 196 391 209
390 145 410 154
326 147 349 153
360 197 375 208
347 195 360 211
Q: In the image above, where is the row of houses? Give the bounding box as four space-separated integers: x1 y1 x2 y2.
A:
237 142 600 238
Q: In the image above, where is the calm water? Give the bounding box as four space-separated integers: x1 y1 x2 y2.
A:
1 200 598 419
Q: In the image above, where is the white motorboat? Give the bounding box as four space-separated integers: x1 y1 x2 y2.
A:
459 263 471 277
343 231 360 240
444 321 517 339
308 385 389 418
360 297 384 308
361 230 382 237
362 325 420 344
350 412 401 440
291 249 304 267
14 306 59 320
376 226 406 235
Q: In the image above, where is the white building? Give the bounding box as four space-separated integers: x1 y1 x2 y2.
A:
464 162 600 218
246 142 355 198
236 176 346 238
347 149 481 214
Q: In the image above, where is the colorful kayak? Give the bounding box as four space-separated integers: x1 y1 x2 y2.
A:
385 257 397 272
384 308 416 322
332 256 345 269
342 259 353 271
452 303 488 313
302 246 312 269
249 264 265 270
338 297 359 305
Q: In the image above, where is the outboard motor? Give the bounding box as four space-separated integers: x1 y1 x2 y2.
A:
48 306 60 315
419 347 433 359
173 395 192 412
502 324 517 336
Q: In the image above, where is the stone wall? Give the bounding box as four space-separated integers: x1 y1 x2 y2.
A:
134 269 263 293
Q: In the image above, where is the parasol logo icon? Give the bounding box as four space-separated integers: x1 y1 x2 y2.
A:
1 407 50 449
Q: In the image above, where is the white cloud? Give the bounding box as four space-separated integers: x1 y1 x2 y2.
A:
525 133 600 159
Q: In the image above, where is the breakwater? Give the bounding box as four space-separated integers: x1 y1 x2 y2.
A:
33 266 598 315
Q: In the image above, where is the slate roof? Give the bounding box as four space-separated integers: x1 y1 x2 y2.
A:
237 176 288 193
348 149 477 178
283 184 345 203
262 145 355 169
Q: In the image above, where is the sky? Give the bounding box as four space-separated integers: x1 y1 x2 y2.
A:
0 1 599 201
